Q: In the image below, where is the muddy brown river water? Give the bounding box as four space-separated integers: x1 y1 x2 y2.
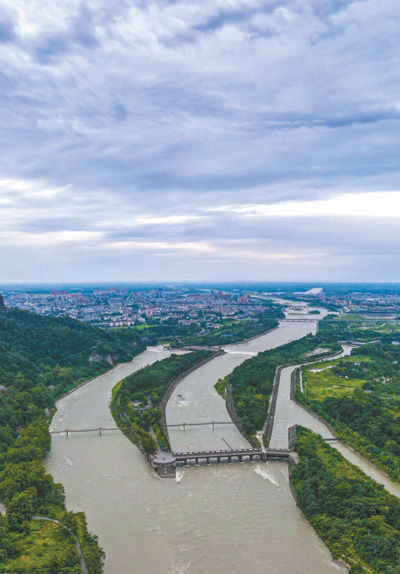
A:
47 304 390 573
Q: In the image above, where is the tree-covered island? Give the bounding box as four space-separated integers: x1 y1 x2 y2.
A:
111 350 215 454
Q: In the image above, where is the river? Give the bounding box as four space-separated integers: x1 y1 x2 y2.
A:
47 303 350 574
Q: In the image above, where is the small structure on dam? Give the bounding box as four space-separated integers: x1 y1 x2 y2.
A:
150 451 177 478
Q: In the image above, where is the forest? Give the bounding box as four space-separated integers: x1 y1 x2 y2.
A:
0 308 146 572
298 335 400 481
291 427 400 573
111 351 213 453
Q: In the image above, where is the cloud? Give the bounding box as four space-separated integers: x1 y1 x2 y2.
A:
0 0 400 282
0 19 16 43
213 191 400 218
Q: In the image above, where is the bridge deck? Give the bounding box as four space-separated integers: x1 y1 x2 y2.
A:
167 421 233 428
173 448 290 462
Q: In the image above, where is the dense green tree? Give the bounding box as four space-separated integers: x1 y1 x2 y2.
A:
291 427 400 573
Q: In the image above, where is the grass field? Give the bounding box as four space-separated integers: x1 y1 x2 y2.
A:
302 356 371 401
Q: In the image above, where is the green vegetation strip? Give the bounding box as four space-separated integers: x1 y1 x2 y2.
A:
291 427 400 574
299 335 400 482
111 350 214 454
0 308 146 572
215 317 343 440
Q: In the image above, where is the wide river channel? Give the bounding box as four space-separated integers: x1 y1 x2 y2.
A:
47 302 398 574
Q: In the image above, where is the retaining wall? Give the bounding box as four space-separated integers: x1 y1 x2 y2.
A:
263 365 283 443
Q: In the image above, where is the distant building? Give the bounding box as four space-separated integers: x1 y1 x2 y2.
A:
303 287 323 297
0 294 6 310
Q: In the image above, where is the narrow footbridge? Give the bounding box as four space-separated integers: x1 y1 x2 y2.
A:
173 447 290 465
50 426 125 436
167 421 234 430
280 318 319 323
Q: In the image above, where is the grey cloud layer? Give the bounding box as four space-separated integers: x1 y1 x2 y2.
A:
0 0 399 281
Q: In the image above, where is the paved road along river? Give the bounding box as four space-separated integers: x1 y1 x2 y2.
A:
48 304 352 574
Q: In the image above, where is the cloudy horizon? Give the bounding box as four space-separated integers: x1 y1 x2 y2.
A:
1 0 400 283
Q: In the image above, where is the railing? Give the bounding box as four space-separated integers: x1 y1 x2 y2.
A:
173 447 290 458
167 421 233 428
50 426 125 436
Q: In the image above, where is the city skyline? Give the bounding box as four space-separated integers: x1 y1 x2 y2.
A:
1 1 400 282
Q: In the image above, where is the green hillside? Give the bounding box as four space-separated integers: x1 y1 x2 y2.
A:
0 308 146 573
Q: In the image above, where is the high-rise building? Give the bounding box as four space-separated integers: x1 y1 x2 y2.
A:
0 294 6 310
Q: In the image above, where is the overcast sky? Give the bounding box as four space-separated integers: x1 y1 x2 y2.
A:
1 0 400 283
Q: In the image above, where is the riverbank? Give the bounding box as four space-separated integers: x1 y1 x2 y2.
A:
0 308 154 572
290 427 400 573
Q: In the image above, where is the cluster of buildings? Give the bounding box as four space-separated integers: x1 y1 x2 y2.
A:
301 288 400 317
0 287 270 329
3 285 400 326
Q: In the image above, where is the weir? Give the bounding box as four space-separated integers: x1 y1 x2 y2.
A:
150 447 291 477
174 448 290 464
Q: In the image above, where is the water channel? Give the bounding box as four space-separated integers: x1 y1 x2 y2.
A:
46 302 391 574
